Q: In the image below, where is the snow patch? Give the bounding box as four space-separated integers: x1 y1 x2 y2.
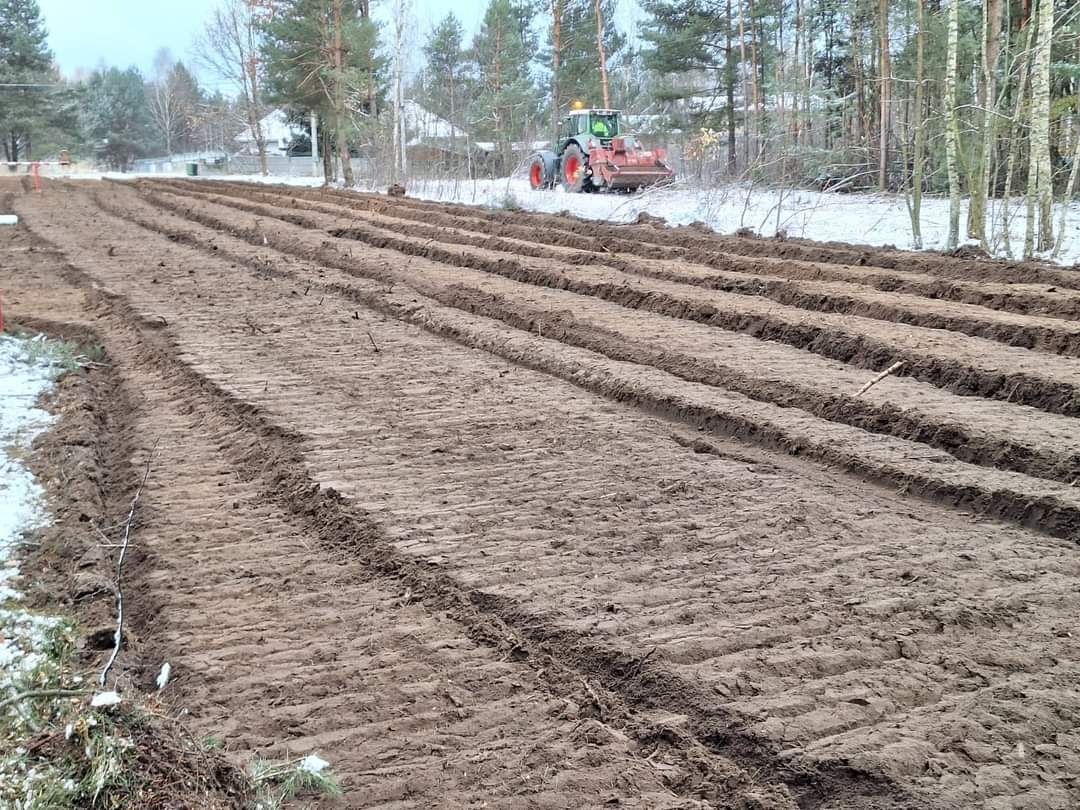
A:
300 754 330 774
90 691 122 708
0 334 61 698
404 177 1080 266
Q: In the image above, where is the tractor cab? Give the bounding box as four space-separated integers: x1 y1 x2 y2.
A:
560 109 621 153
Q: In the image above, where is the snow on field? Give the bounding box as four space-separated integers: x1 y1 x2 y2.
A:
0 334 62 691
407 177 1080 266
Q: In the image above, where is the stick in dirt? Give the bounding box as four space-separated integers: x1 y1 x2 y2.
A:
0 688 89 712
99 441 158 688
855 361 906 398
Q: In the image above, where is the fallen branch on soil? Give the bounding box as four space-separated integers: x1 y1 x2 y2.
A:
854 361 906 398
366 331 380 353
100 441 157 687
0 688 89 712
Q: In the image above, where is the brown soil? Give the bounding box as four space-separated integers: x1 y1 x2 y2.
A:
5 176 1080 810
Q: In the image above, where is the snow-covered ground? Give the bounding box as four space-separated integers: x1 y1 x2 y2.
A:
0 334 63 696
407 177 1080 266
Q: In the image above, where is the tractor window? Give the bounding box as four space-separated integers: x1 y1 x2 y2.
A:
589 113 619 138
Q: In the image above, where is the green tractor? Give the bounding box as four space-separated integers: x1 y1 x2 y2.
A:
528 109 675 193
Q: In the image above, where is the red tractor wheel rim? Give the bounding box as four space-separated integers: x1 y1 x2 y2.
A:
530 162 543 187
564 155 581 183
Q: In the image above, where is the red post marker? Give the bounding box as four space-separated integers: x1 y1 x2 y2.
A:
31 162 42 193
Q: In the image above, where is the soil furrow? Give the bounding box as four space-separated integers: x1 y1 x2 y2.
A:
148 182 1080 420
14 179 1080 810
185 179 1080 291
12 192 930 810
75 183 1080 541
96 186 1080 487
170 178 1080 325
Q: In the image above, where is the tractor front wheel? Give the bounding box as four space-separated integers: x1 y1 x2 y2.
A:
561 144 586 193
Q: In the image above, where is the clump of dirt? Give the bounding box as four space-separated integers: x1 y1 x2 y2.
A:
387 183 406 197
635 211 667 226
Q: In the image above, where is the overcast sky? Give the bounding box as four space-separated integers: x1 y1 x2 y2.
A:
37 0 643 86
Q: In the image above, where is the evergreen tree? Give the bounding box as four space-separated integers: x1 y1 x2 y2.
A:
547 0 623 113
80 66 154 169
471 0 539 167
0 0 54 161
261 0 384 183
421 13 469 132
640 0 740 166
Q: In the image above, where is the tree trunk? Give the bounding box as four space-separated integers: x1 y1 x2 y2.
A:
911 0 926 248
551 0 563 140
726 0 737 173
945 0 961 249
748 0 761 158
1029 0 1053 253
852 13 866 146
968 0 1001 242
737 0 751 167
1001 17 1034 257
322 127 334 184
332 0 355 186
878 0 891 190
593 0 611 109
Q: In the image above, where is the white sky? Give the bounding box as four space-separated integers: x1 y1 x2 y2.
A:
38 0 644 87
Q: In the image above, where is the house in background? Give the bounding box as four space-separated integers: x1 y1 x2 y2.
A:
234 109 306 157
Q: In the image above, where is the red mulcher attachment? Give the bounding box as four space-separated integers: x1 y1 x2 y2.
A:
588 137 674 191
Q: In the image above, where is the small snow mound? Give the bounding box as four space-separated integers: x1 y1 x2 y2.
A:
90 691 122 708
156 662 171 691
300 753 330 774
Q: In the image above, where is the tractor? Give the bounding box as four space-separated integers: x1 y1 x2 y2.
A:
528 109 674 193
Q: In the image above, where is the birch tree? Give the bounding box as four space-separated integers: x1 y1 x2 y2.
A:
909 0 926 248
877 0 890 191
1025 0 1054 256
945 0 961 250
197 0 269 175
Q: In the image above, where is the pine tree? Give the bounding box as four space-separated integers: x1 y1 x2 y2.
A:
551 0 622 109
0 0 53 162
422 14 468 134
471 0 539 168
261 0 383 183
81 66 154 169
640 0 739 171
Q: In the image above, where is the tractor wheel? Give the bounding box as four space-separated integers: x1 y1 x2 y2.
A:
528 155 548 190
561 143 586 193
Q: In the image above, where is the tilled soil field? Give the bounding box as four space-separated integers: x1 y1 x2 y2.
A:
5 177 1080 809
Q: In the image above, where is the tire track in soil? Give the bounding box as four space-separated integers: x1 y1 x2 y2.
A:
100 186 1080 490
145 181 1080 420
10 192 932 810
177 179 1080 294
25 183 1080 810
169 179 1080 327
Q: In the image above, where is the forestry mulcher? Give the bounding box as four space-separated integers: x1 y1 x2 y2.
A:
528 108 674 193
